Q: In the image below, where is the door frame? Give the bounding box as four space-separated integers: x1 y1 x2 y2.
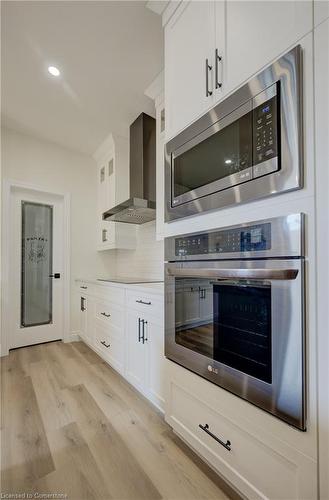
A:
1 179 71 356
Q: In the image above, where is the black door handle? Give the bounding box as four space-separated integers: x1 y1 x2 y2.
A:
49 273 60 279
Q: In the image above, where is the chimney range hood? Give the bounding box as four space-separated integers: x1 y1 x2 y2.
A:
103 113 156 224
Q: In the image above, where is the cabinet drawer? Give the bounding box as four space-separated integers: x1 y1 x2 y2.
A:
94 284 125 306
168 382 316 500
95 300 124 329
95 322 124 374
76 281 94 294
126 291 163 320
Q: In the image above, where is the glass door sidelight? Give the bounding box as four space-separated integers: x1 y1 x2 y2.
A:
21 201 53 328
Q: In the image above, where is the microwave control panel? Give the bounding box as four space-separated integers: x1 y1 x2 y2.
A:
175 223 272 256
253 94 278 166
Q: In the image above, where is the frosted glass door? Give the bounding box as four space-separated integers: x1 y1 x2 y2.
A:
21 201 53 327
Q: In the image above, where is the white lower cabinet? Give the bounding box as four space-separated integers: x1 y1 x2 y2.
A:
75 281 166 412
94 319 125 375
166 362 317 500
126 308 165 411
126 310 148 391
78 293 95 346
146 318 166 410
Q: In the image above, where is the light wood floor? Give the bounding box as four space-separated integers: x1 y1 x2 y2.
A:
0 340 239 500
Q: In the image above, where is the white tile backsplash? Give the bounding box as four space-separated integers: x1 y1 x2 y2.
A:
113 221 164 280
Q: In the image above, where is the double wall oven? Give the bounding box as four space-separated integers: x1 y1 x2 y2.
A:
165 45 303 221
165 215 306 430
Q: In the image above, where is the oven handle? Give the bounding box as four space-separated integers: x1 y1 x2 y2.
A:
167 268 299 280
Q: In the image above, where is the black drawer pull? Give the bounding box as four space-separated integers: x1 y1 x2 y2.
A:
199 423 231 451
101 312 111 318
136 299 151 305
101 340 110 348
80 286 87 289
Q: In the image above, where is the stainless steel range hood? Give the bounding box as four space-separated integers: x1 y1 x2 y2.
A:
103 113 156 224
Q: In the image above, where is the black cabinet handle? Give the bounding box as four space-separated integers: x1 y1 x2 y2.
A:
101 340 110 348
206 58 212 97
49 273 61 279
80 297 86 312
199 424 231 451
101 312 111 318
80 286 87 290
142 320 148 344
215 49 222 89
138 318 142 342
136 299 152 305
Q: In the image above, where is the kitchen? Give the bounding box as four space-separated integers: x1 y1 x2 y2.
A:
1 1 328 500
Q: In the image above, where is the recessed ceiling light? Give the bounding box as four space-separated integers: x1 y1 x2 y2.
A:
225 159 232 164
48 66 60 77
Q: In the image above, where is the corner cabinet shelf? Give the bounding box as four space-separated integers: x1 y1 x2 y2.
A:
94 133 137 251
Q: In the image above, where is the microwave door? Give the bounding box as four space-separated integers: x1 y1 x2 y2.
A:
171 100 253 207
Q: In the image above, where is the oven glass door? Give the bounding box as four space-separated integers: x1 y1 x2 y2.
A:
175 278 272 384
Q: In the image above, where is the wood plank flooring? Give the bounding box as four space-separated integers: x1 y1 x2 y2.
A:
1 340 238 499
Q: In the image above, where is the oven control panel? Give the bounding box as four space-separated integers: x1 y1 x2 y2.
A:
175 223 271 256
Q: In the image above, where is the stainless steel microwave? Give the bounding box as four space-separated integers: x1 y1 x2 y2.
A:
165 46 303 222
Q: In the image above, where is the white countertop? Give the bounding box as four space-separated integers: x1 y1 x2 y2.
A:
76 278 164 295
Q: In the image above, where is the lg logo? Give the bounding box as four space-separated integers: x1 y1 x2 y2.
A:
207 365 218 374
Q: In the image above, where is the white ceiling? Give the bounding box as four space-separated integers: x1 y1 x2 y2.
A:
1 1 163 155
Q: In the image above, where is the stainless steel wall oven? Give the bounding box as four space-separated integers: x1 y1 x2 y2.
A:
164 215 306 430
165 46 303 221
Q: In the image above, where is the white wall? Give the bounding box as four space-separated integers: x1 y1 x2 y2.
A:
1 127 116 340
114 220 164 280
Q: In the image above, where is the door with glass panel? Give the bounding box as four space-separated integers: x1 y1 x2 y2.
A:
10 188 64 348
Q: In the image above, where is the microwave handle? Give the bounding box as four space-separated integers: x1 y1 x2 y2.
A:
167 268 298 281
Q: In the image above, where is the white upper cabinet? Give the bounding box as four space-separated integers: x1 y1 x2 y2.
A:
214 1 225 102
225 0 313 93
144 71 165 240
314 0 329 27
94 133 136 251
164 0 312 140
165 1 216 140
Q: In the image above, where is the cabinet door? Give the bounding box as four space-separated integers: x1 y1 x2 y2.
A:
314 0 329 27
165 1 215 139
79 295 88 340
213 0 225 103
98 163 109 214
86 297 95 345
226 0 312 93
126 311 147 391
145 318 166 411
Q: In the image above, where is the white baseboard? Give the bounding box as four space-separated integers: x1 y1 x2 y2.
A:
0 343 9 358
64 331 81 343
